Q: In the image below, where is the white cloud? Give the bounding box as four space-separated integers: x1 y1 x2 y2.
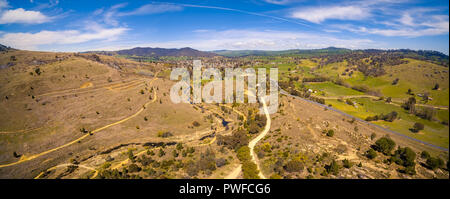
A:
0 8 50 24
291 6 369 23
0 27 128 50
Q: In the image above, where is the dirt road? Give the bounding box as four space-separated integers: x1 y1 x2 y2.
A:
248 96 270 179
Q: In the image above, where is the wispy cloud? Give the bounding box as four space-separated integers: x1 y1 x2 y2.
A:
263 0 302 5
118 4 183 16
33 0 59 10
101 3 183 26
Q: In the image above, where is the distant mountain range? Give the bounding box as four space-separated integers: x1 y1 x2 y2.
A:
212 47 352 57
87 47 218 57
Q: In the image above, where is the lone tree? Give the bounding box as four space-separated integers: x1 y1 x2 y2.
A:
386 97 392 103
433 83 439 90
392 78 399 85
402 97 416 114
412 122 424 133
34 68 41 75
407 88 413 95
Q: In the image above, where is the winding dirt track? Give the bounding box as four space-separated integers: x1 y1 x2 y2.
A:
248 96 270 179
0 77 158 169
34 163 98 179
225 90 271 179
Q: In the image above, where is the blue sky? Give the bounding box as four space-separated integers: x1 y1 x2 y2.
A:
0 0 448 54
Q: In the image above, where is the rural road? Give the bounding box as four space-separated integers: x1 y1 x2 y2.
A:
319 95 448 110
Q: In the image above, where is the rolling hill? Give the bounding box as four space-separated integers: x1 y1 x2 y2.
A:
88 47 218 57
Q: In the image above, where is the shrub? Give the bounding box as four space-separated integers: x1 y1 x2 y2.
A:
374 137 396 155
236 146 260 179
184 160 199 177
324 160 340 175
390 147 416 167
34 68 41 75
284 160 304 172
345 99 354 106
420 151 430 159
326 129 334 137
215 158 227 168
127 150 135 162
342 159 353 168
370 133 377 140
157 131 173 138
248 122 260 134
217 130 248 150
242 161 260 179
198 149 216 171
176 143 183 151
365 148 377 159
399 165 416 175
80 127 89 133
128 164 141 173
172 150 179 158
426 157 444 170
236 146 251 162
192 121 200 127
158 148 166 157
